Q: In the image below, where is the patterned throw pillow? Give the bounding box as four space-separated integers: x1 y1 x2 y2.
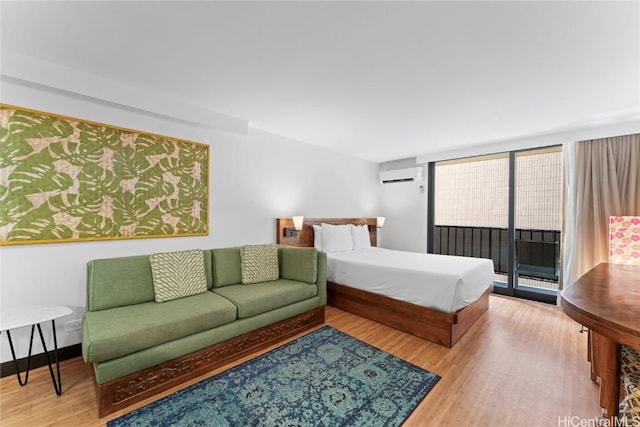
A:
620 390 640 426
150 250 208 302
241 244 280 284
620 345 640 426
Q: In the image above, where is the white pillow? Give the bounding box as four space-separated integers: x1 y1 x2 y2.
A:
351 224 372 250
321 223 353 253
312 224 323 251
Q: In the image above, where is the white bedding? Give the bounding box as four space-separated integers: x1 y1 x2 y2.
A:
327 247 495 313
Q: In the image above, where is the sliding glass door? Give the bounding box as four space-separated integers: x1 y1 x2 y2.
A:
512 148 562 300
432 153 510 277
429 147 562 304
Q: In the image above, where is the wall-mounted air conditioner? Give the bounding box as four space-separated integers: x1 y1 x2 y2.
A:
379 167 423 184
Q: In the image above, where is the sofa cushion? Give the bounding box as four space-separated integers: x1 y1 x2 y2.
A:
212 247 242 287
213 280 318 318
87 255 156 311
241 244 279 285
82 291 237 363
150 250 208 302
87 250 214 311
280 246 318 284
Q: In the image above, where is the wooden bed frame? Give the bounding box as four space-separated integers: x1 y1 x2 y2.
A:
276 217 492 347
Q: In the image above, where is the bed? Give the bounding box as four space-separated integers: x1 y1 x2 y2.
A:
276 218 494 347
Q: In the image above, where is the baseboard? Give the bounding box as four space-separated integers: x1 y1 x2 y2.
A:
0 343 82 378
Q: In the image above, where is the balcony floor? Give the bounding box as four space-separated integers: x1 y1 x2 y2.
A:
495 274 559 291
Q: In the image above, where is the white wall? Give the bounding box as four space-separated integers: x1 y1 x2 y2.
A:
378 159 427 253
379 180 427 253
379 116 639 254
0 77 380 363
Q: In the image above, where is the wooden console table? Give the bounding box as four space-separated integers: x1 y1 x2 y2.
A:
560 262 640 419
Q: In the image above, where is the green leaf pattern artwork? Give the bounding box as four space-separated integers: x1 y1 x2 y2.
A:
0 105 209 245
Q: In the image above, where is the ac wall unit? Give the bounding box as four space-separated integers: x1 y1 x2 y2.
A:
379 167 423 184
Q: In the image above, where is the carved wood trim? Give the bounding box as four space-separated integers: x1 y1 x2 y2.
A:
97 307 325 417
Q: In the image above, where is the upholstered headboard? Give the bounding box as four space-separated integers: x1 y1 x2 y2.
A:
276 218 377 248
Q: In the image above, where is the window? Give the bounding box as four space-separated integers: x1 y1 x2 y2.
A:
429 147 562 304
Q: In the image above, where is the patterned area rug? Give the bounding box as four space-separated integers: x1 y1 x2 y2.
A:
108 326 440 427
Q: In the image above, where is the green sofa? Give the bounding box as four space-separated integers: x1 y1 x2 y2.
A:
82 245 326 417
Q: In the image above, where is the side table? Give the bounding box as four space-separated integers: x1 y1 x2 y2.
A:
1 305 72 395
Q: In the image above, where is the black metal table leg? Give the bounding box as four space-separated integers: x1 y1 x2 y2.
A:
36 320 63 395
2 321 63 395
4 325 36 386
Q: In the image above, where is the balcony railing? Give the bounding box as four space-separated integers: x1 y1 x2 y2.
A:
433 225 561 282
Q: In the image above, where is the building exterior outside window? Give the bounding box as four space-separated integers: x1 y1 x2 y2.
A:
434 148 562 292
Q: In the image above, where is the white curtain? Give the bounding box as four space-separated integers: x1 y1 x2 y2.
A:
562 133 640 288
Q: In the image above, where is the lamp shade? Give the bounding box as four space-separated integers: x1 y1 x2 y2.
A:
292 216 304 231
377 217 386 228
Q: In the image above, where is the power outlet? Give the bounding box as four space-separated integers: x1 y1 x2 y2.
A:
65 319 82 332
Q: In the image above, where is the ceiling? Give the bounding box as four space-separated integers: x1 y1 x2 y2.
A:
1 1 639 163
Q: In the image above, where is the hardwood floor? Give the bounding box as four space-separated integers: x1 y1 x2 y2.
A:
0 295 600 426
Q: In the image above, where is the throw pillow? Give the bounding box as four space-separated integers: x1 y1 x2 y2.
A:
150 250 208 303
312 224 323 251
351 224 372 250
321 223 353 253
241 244 280 284
620 345 640 425
280 246 318 284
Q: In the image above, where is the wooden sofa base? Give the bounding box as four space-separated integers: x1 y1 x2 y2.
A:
327 282 492 347
96 306 325 417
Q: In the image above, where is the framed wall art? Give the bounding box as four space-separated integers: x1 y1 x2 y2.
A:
0 104 209 245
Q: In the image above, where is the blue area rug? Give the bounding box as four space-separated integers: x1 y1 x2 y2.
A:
108 326 440 427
